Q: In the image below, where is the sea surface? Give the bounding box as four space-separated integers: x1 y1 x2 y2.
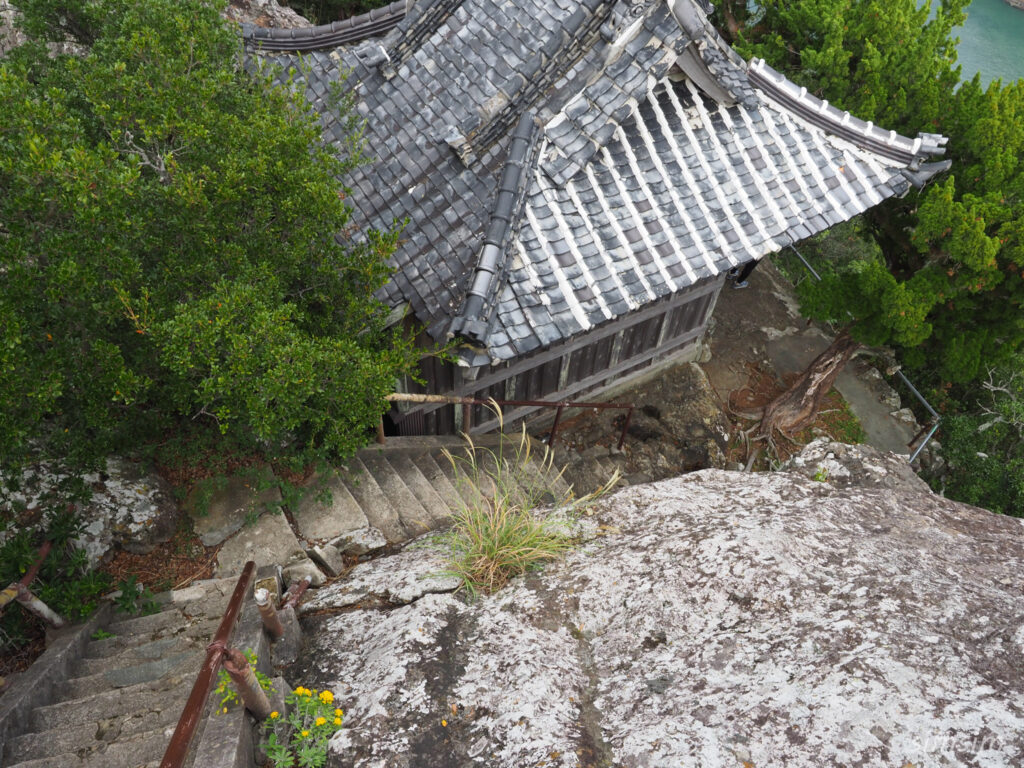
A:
955 0 1024 86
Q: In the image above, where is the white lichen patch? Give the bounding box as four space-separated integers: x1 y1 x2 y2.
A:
296 442 1024 768
301 540 459 611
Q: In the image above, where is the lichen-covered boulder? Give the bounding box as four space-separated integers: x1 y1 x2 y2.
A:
224 0 311 28
292 442 1024 768
5 458 178 566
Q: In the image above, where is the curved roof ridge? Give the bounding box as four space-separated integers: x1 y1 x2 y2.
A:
241 0 407 51
747 58 948 165
449 112 542 346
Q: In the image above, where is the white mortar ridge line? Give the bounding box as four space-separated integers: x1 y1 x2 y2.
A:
510 236 551 308
597 140 682 293
635 90 724 276
765 85 904 208
751 99 836 223
774 107 857 219
540 182 615 322
714 102 790 247
836 142 903 205
679 82 782 252
733 103 822 231
662 80 752 267
582 162 660 304
622 86 712 282
679 79 767 259
805 125 883 210
523 193 593 332
564 177 641 311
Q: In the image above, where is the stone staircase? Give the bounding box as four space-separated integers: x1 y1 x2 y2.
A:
0 434 594 768
286 435 576 575
0 576 262 768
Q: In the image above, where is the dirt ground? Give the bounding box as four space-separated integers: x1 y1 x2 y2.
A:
548 259 899 477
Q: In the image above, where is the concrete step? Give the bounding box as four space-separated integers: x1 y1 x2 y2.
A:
30 676 193 731
356 453 429 540
64 650 202 700
74 630 211 677
152 576 238 609
6 725 171 768
103 596 226 638
84 616 220 660
434 447 488 512
411 452 467 515
340 457 406 543
5 695 181 763
291 469 369 542
384 453 452 529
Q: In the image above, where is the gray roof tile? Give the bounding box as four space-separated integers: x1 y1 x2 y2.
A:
253 0 949 364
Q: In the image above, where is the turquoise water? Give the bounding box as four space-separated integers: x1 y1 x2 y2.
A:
955 0 1024 86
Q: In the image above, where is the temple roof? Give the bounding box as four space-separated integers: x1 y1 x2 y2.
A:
246 0 949 365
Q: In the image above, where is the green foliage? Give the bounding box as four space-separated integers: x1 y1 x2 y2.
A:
263 686 344 768
0 0 416 495
282 0 391 25
112 574 160 616
90 627 116 640
0 511 109 649
728 0 966 133
728 0 1024 389
931 359 1024 516
439 423 610 595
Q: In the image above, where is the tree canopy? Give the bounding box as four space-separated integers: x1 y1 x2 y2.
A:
0 0 415 488
720 0 1024 385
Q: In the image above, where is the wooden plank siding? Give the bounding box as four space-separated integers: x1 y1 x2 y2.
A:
390 274 724 436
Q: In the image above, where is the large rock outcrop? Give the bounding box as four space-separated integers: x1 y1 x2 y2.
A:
293 440 1024 768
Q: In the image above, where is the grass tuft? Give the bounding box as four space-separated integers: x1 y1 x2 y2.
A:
440 406 615 595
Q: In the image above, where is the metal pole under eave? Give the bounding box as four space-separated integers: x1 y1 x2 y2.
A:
618 407 634 451
909 422 942 464
548 405 564 450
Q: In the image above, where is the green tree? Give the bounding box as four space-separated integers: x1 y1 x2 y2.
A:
0 0 415 491
934 356 1024 516
715 1 1023 439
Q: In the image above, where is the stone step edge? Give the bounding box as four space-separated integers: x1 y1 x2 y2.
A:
0 602 113 762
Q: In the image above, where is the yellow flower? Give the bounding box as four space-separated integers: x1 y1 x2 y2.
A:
301 730 309 738
334 708 343 717
441 719 447 727
270 711 279 719
221 707 228 714
293 687 305 696
319 690 335 704
315 717 326 727
333 717 342 726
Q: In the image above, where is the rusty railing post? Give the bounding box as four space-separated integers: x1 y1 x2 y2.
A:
280 576 312 611
462 401 472 433
548 405 564 449
14 583 65 628
376 416 387 445
617 407 633 451
254 587 284 641
0 541 65 628
223 647 272 720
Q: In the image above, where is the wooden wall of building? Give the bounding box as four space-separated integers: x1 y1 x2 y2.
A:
390 274 723 436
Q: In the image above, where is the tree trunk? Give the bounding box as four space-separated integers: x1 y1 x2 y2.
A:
721 0 741 41
759 330 860 438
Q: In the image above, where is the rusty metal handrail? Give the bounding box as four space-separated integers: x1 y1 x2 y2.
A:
159 560 255 768
0 540 66 629
385 393 635 450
